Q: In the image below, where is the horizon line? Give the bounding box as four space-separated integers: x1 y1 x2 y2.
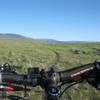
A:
0 32 100 42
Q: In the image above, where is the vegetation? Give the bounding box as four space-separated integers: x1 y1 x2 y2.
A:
0 36 100 100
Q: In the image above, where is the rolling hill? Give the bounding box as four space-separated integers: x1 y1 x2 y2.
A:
1 33 99 44
0 33 100 100
0 33 26 39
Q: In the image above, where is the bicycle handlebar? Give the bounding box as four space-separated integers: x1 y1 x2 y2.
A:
1 73 38 87
59 63 95 82
0 61 100 86
0 61 100 100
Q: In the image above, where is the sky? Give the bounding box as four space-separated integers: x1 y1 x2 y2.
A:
0 0 100 41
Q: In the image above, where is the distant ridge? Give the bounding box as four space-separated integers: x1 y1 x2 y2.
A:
36 39 63 44
0 33 26 39
0 33 99 44
0 33 27 39
37 39 100 44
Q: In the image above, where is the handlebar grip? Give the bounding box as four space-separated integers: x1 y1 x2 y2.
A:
1 73 37 86
59 63 95 83
1 73 26 84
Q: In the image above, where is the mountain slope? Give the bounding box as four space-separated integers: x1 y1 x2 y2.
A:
0 33 26 39
0 33 100 44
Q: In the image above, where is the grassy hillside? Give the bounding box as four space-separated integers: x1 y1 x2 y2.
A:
0 37 100 100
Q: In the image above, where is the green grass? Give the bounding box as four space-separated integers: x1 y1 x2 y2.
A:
0 38 100 100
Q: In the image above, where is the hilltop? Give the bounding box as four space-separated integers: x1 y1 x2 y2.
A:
0 33 65 43
0 33 26 39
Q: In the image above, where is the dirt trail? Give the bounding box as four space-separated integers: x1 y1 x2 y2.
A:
50 50 60 67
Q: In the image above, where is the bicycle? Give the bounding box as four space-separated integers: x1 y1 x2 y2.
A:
0 61 100 100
